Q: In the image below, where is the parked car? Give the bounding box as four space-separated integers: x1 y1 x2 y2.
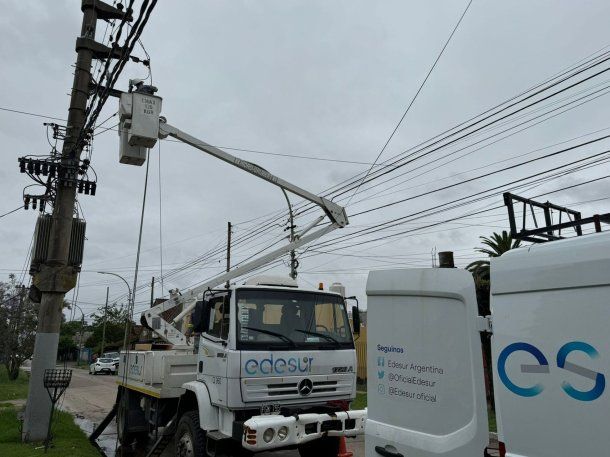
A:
90 357 117 375
101 351 120 369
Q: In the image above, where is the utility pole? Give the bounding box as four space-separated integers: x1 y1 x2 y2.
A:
100 287 109 356
78 312 85 367
225 222 232 288
23 1 130 441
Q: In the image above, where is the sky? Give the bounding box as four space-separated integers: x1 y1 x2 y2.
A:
1 0 609 321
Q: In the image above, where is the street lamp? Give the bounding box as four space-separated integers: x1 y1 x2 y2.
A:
97 271 133 354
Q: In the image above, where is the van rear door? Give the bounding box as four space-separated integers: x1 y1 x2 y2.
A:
366 268 488 457
491 232 610 457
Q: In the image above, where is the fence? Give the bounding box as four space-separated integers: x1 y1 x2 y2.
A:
355 326 367 384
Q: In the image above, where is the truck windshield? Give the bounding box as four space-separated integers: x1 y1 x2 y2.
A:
236 289 354 350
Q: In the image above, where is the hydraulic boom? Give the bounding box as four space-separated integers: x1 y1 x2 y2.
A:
128 110 348 347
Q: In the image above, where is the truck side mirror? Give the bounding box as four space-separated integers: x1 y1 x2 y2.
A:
352 305 361 335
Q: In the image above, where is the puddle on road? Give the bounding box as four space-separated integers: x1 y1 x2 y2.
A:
72 414 147 457
73 414 118 457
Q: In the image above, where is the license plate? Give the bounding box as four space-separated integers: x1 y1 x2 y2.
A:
260 403 281 415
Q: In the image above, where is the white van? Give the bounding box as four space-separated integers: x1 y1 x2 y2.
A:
491 231 610 456
365 231 610 457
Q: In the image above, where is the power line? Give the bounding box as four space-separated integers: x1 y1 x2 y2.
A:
346 0 474 205
352 133 610 217
234 47 610 244
310 153 610 252
96 44 610 307
0 206 23 219
0 106 66 122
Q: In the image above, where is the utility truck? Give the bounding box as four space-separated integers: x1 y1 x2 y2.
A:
110 84 366 456
365 230 610 457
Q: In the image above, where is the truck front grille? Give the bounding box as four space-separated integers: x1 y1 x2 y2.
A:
242 375 353 402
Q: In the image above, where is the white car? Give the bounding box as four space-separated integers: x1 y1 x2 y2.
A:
101 351 120 369
89 357 117 375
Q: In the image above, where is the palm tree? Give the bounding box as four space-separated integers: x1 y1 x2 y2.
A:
466 231 521 412
466 231 521 282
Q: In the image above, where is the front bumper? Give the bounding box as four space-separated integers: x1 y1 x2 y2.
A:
242 409 366 451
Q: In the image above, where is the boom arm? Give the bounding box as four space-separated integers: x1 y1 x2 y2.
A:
140 118 349 347
159 119 348 227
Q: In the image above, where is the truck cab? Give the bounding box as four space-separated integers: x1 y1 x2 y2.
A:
117 276 366 456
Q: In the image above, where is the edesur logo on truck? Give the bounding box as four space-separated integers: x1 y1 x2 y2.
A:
498 341 605 401
244 354 314 375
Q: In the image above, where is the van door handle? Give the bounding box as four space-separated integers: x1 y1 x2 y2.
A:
375 445 404 457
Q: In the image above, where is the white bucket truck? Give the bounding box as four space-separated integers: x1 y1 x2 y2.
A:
365 231 610 457
110 85 366 456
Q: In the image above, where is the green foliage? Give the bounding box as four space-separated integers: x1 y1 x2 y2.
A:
58 335 77 355
0 406 99 456
466 230 521 283
60 320 82 337
352 392 367 410
84 302 130 352
0 275 37 381
0 366 29 401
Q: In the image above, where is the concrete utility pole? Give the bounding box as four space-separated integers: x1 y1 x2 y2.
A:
100 286 109 355
23 0 129 441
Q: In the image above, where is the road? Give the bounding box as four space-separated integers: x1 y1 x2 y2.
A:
60 367 364 457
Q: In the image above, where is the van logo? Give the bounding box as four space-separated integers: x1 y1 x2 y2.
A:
498 341 605 402
298 378 313 396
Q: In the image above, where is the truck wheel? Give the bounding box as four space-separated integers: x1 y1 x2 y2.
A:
176 411 206 457
298 437 340 457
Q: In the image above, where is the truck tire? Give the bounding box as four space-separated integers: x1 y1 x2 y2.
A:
176 411 206 457
298 436 340 457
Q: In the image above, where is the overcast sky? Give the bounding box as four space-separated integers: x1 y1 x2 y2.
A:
1 0 610 320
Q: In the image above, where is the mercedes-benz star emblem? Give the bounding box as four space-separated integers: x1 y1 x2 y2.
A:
298 378 313 396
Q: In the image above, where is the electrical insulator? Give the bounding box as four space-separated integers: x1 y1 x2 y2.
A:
32 198 37 210
34 161 41 175
42 162 49 176
84 181 91 194
90 182 97 196
49 164 56 177
78 180 84 193
24 196 30 210
19 158 26 173
27 160 34 174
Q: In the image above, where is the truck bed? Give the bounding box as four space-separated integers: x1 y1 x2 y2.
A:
118 350 197 398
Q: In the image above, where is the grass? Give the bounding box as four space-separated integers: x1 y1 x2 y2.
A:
352 392 367 409
0 366 29 401
0 366 99 456
351 391 498 433
0 406 100 457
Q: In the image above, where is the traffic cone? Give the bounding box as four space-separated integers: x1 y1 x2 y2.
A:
337 436 353 457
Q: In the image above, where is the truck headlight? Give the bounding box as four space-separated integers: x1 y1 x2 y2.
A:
263 428 275 443
277 426 289 441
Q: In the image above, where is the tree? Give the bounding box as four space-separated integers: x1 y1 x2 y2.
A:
466 230 521 283
465 231 522 411
0 275 37 380
85 302 130 352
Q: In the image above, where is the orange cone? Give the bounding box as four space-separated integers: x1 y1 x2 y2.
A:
337 436 353 457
